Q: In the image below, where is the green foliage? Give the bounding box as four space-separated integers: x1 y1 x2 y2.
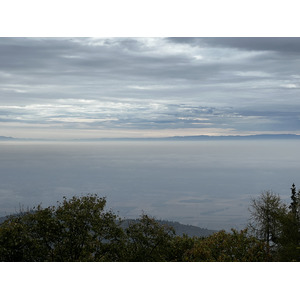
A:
168 234 198 262
1 186 299 262
276 184 300 261
0 195 124 262
53 195 124 261
289 183 300 220
183 229 271 262
0 206 59 261
248 186 300 261
276 213 300 261
248 190 287 254
124 214 175 261
0 196 177 262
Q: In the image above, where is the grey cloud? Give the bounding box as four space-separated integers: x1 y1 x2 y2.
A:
166 37 199 44
167 37 300 54
205 37 300 54
179 199 212 204
1 37 300 138
0 37 221 83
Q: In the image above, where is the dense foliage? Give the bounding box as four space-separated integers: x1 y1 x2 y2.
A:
0 195 176 262
248 186 300 261
0 185 299 261
182 229 272 262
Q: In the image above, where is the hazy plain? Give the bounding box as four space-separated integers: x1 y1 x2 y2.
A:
1 140 299 231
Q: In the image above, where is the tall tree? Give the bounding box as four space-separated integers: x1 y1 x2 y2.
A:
290 183 300 221
277 184 300 261
248 190 287 255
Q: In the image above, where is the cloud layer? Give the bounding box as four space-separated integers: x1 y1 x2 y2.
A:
1 37 300 138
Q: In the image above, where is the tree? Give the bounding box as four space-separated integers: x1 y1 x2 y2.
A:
183 229 271 262
0 205 61 262
0 195 125 262
0 196 177 262
124 214 175 262
53 195 125 261
276 184 300 261
290 183 300 220
167 234 198 262
248 190 287 255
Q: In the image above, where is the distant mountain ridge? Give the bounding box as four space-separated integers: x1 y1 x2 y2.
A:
0 136 14 140
168 134 300 141
121 219 217 237
1 134 300 142
73 134 300 142
155 220 217 237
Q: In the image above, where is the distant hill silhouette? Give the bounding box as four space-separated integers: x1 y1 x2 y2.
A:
158 220 217 237
0 136 14 140
0 215 217 237
72 133 300 142
121 219 217 237
168 134 300 141
2 134 300 142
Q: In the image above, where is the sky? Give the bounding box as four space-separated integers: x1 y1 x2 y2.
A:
0 1 298 293
1 37 300 139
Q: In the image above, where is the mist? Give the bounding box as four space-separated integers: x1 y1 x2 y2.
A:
1 140 299 230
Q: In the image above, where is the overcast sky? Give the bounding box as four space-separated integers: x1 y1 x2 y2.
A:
1 37 300 139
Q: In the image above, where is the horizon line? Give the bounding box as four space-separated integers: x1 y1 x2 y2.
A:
1 133 300 142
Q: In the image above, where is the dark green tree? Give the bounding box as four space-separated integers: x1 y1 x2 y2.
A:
248 190 287 256
183 229 271 262
0 205 61 262
289 183 300 221
167 234 198 262
53 195 125 261
0 195 125 262
124 214 175 262
276 184 300 261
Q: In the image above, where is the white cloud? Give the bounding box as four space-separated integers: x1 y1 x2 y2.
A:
193 55 203 60
280 83 298 89
50 117 118 123
1 87 27 93
0 71 12 77
127 85 173 90
235 71 272 77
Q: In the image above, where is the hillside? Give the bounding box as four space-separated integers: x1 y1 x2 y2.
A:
121 219 217 237
0 136 14 140
158 220 217 237
0 215 217 237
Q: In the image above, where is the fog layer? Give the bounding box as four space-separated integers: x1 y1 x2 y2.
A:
1 140 299 230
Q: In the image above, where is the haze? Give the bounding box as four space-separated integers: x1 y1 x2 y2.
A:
1 140 299 230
